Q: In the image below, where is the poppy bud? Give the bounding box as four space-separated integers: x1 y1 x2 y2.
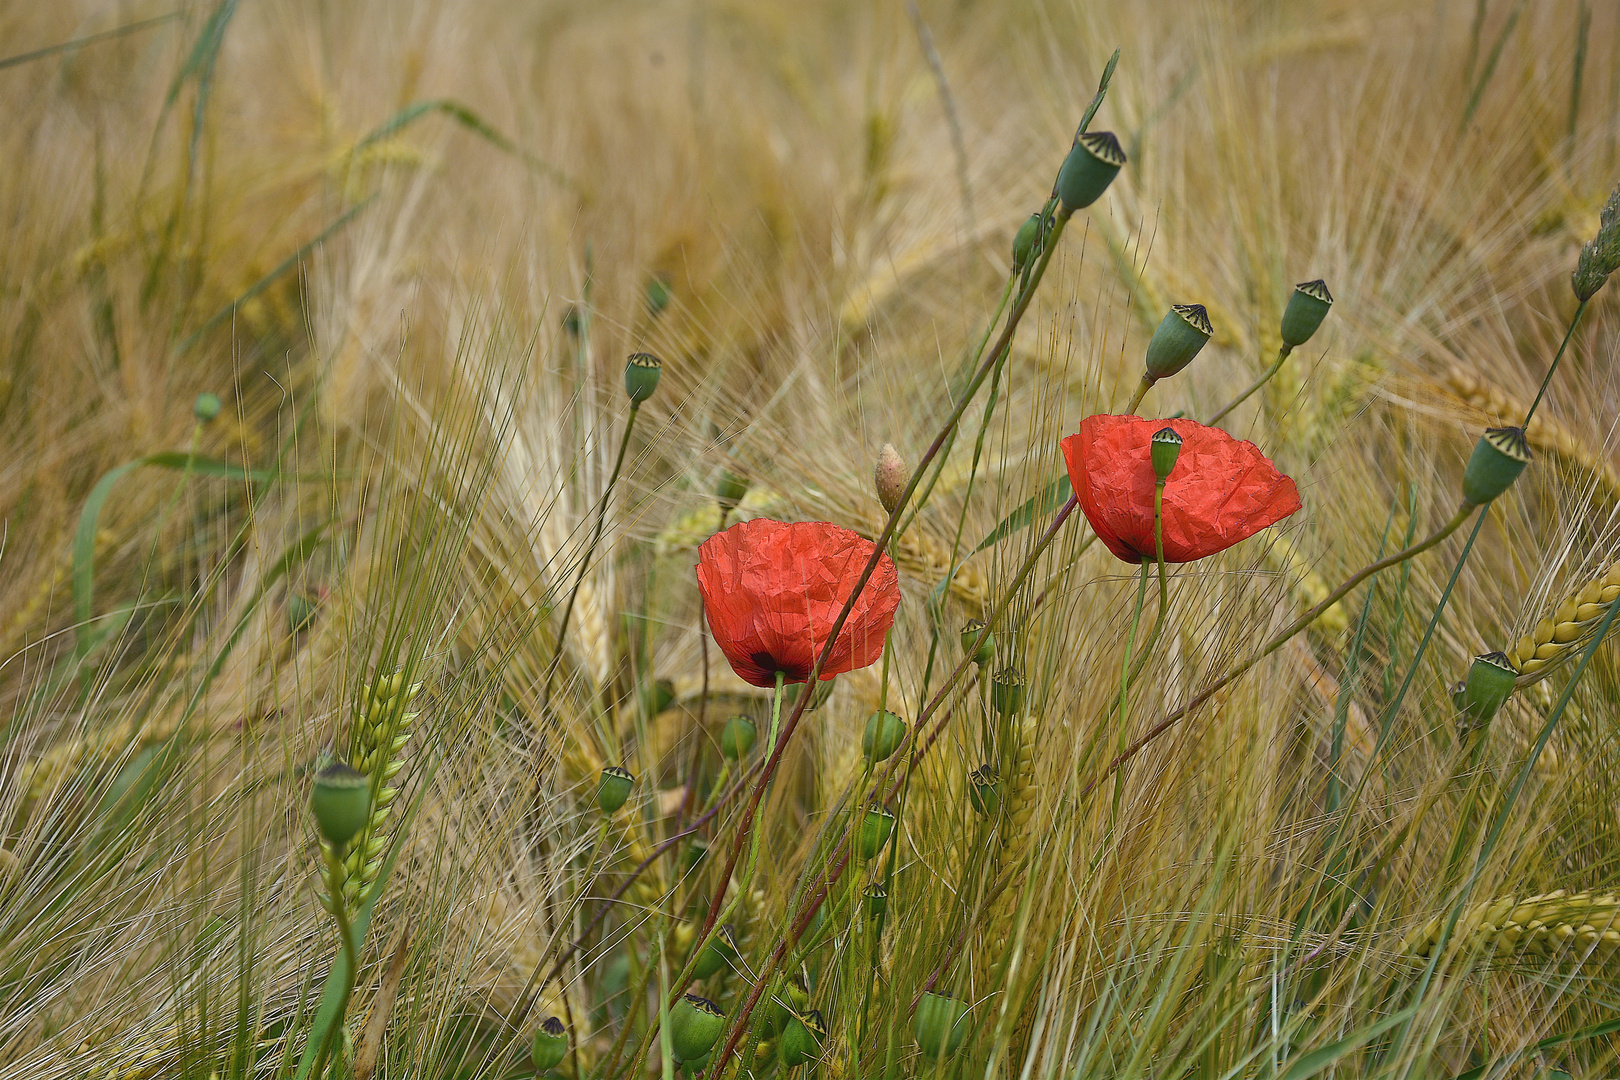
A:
624 352 663 404
860 803 896 859
669 994 727 1062
679 1052 710 1075
1012 213 1042 270
1461 426 1532 506
961 619 993 665
1056 131 1126 213
913 992 969 1059
720 715 757 759
862 710 907 764
311 762 370 848
875 443 909 514
563 305 582 337
991 667 1026 717
1144 304 1212 381
780 1009 826 1068
647 274 673 316
1457 651 1517 729
1150 427 1182 481
716 469 749 514
531 1016 568 1072
597 766 635 813
968 765 1000 817
642 678 676 718
690 926 737 979
1280 280 1333 347
193 392 222 423
864 883 888 918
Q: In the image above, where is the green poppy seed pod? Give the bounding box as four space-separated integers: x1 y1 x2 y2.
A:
1461 426 1532 506
1458 651 1517 729
1056 131 1126 213
690 926 737 980
531 1016 568 1072
679 1052 710 1076
1150 427 1183 481
310 762 370 848
968 765 1001 817
1144 304 1213 381
914 992 969 1059
624 352 663 404
779 1009 826 1068
1012 213 1042 270
864 883 888 918
642 678 676 718
720 715 757 759
961 619 993 665
859 803 896 859
193 392 222 423
991 667 1026 717
669 994 727 1062
875 443 909 515
647 274 673 316
1280 280 1333 347
716 469 750 514
764 977 810 1038
862 710 908 764
597 766 635 814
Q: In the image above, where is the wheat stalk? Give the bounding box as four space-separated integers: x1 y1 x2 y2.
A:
1504 561 1620 686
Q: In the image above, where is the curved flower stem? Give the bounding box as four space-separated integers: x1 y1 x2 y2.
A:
545 401 641 696
1207 344 1292 425
1083 500 1479 797
1124 374 1153 415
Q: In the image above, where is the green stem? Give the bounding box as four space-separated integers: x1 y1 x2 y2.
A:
1110 561 1151 815
1207 344 1292 425
1125 373 1154 415
310 845 359 1079
1525 299 1589 425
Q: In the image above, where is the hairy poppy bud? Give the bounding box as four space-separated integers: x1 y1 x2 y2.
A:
968 765 1000 817
864 883 888 918
1461 426 1531 506
1280 280 1333 347
624 352 663 404
691 926 738 979
991 667 1026 717
646 274 673 316
914 992 969 1059
1056 131 1126 213
961 619 993 665
669 994 726 1062
311 762 370 848
860 803 896 859
875 443 909 514
720 715 757 759
193 392 222 423
1012 213 1042 269
1150 427 1182 481
597 766 635 814
1457 651 1516 731
716 469 749 514
532 1016 568 1072
780 1009 826 1068
1144 304 1212 381
862 710 907 763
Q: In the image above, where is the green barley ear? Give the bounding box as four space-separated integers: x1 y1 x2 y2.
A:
310 763 369 848
624 352 663 404
1280 279 1333 347
1144 304 1212 381
859 803 896 859
597 766 635 814
1573 180 1620 300
1151 427 1183 481
968 765 1001 817
1056 131 1126 212
914 992 969 1059
531 1016 568 1072
961 619 993 665
1461 426 1532 506
338 671 421 912
193 392 222 423
720 715 757 759
862 710 907 764
1457 651 1517 734
669 994 727 1062
716 468 750 515
991 667 1026 717
864 883 888 918
779 1009 826 1068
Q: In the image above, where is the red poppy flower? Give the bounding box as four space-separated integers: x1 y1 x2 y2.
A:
1060 415 1301 564
697 519 901 688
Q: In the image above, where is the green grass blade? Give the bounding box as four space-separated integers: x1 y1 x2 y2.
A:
972 473 1071 555
1276 1005 1418 1080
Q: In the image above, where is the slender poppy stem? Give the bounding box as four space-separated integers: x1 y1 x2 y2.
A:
310 845 359 1079
1207 344 1292 425
1124 373 1153 415
1525 298 1588 425
1082 500 1478 797
1111 562 1151 814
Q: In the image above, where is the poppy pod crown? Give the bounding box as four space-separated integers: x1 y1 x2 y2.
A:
1062 415 1302 564
697 518 902 688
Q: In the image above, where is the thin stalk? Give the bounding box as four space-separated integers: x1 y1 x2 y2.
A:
1525 299 1589 425
1125 374 1153 415
310 847 359 1079
1110 563 1151 816
1207 345 1292 425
